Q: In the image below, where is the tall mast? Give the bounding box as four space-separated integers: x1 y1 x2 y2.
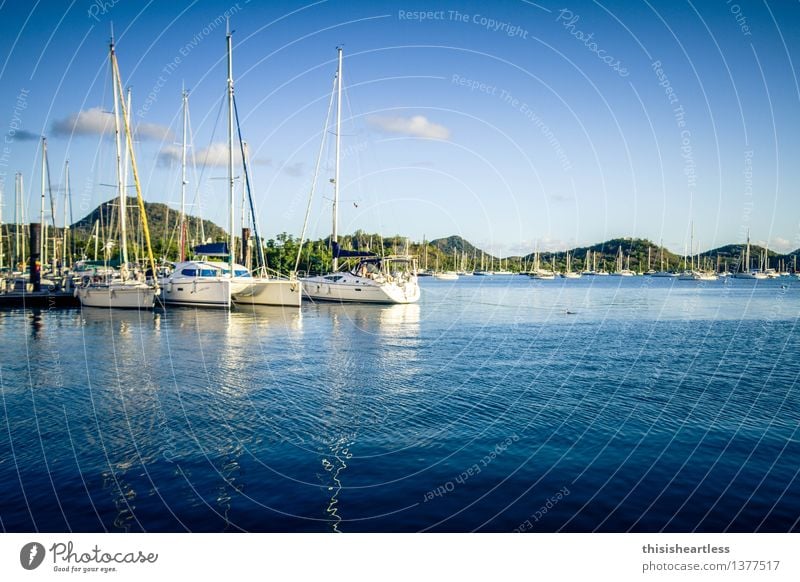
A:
226 23 235 275
39 137 47 265
332 47 343 272
110 34 129 272
15 173 24 266
63 161 70 271
111 35 158 285
180 88 188 262
745 229 750 273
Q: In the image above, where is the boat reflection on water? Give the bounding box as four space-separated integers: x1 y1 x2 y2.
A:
306 302 421 336
231 303 304 332
80 305 163 335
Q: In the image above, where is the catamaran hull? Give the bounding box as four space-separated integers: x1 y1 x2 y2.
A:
232 279 302 307
302 278 420 304
75 284 157 309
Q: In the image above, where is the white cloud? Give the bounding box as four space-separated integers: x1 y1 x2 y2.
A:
159 143 273 169
136 122 173 141
368 114 451 140
52 107 113 136
52 107 172 141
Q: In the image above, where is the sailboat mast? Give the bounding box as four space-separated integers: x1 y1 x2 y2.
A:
63 161 70 271
110 37 129 272
39 137 46 265
226 25 235 275
15 173 23 267
745 229 750 273
112 39 158 284
180 89 188 262
332 47 343 273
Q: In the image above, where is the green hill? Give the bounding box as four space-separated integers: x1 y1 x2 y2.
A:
71 196 228 258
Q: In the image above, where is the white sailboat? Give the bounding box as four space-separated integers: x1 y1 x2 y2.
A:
529 245 555 279
161 27 300 307
651 240 677 277
302 48 420 304
731 230 766 279
160 34 241 307
611 245 635 276
563 250 581 278
75 36 158 309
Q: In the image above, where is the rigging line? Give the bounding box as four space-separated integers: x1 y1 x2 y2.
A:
294 73 338 275
232 94 266 272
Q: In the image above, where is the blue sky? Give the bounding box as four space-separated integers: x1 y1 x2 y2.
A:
0 0 798 256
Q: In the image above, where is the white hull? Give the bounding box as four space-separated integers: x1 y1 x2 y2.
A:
302 273 420 304
232 278 302 307
678 271 718 281
530 271 556 280
161 277 231 307
650 271 677 278
732 272 768 280
563 272 582 279
76 281 156 309
433 272 459 280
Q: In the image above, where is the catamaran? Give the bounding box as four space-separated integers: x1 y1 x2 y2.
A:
301 48 419 304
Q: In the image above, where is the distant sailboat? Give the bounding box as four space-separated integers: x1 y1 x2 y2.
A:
563 250 581 279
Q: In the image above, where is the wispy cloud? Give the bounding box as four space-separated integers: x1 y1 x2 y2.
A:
137 122 173 141
282 161 305 177
160 142 245 168
12 129 40 141
368 114 451 140
159 143 273 169
51 108 172 141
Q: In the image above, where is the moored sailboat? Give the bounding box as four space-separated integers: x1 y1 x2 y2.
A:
301 48 419 304
75 36 158 309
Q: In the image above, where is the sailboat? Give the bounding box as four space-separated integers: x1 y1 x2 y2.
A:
433 248 459 279
301 48 420 304
732 230 766 279
651 239 676 277
159 44 241 307
563 250 581 278
677 222 717 281
610 245 634 276
529 244 555 279
75 35 158 309
161 27 298 306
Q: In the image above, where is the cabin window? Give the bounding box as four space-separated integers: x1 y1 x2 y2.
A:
234 269 250 277
324 275 343 282
181 268 198 276
199 269 218 277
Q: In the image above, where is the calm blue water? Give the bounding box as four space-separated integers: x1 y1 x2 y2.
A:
1 276 798 532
